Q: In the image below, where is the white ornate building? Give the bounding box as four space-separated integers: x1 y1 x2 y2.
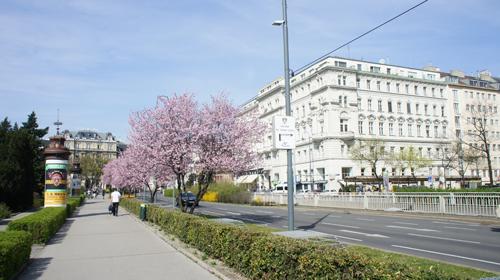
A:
240 57 499 191
62 130 124 161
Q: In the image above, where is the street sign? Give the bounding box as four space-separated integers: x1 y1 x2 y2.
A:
272 115 295 149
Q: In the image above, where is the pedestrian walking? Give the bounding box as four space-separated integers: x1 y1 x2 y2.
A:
102 188 106 199
111 188 121 216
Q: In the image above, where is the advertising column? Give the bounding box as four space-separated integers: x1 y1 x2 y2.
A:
43 136 71 207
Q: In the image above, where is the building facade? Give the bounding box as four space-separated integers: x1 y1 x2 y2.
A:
241 57 499 191
62 130 122 160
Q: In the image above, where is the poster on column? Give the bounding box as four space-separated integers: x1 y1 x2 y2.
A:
45 159 68 207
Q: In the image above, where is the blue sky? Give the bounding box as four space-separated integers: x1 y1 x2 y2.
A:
1 0 499 142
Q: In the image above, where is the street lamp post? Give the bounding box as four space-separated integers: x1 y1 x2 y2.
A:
274 0 294 231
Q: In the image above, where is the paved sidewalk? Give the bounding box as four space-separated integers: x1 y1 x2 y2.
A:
18 199 218 280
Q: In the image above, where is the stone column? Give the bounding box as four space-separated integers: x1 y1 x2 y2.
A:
43 136 71 207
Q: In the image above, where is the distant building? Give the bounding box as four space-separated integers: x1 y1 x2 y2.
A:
61 130 125 160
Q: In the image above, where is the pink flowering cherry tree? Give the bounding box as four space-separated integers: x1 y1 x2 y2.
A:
189 94 264 213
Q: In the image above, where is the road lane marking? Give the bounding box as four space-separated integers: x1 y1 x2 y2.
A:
339 230 389 238
256 210 273 214
227 211 241 216
407 233 480 244
321 223 360 229
444 226 477 231
203 211 223 216
392 245 500 266
393 222 419 226
387 225 439 232
271 215 282 218
215 207 228 211
356 218 375 222
239 217 265 224
332 235 363 242
432 221 480 227
239 211 256 214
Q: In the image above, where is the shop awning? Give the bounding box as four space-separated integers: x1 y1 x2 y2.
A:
236 174 259 184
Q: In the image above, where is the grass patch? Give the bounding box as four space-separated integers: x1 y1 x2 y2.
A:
243 223 283 233
347 245 496 279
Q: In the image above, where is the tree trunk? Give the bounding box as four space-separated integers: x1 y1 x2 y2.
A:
176 173 185 212
485 148 494 186
189 171 214 214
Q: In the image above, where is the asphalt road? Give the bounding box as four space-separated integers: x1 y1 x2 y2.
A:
153 195 500 273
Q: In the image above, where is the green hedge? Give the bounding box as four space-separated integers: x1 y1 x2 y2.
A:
122 198 467 279
0 203 11 219
0 231 32 280
7 196 84 244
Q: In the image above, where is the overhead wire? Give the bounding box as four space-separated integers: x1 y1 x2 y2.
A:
292 0 429 75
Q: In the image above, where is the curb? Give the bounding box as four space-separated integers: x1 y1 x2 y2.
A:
121 206 246 280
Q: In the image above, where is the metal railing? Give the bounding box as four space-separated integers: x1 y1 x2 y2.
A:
252 192 500 217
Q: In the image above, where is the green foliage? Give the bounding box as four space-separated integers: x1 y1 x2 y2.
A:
191 182 252 204
122 198 488 279
7 207 67 244
0 231 32 280
79 155 109 188
0 203 11 219
163 189 174 197
390 146 431 175
0 112 48 211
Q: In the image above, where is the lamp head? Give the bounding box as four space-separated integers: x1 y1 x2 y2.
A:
272 20 285 26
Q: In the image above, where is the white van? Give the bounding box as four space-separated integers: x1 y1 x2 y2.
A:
272 183 288 193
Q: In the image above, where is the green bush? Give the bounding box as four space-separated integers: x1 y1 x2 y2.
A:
121 198 471 279
0 230 32 280
196 182 252 204
0 203 11 219
7 207 67 244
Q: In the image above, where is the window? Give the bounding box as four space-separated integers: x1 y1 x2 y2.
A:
357 64 362 71
427 74 436 80
427 148 432 158
360 168 365 176
340 119 348 132
342 76 347 86
440 88 444 98
433 105 437 116
368 99 372 111
341 145 345 156
426 125 430 138
466 104 470 111
356 78 360 88
376 81 381 91
337 75 342 85
369 121 374 135
389 123 394 135
416 103 420 114
398 123 404 136
390 146 395 155
434 126 438 138
453 90 458 100
423 87 427 96
335 61 347 68
424 104 429 115
431 88 435 97
386 82 391 92
387 68 391 74
388 101 393 113
397 102 402 113
378 100 383 112
366 80 371 90
407 102 412 114
396 83 400 93
414 85 418 95
405 84 409 94
408 124 413 137
370 66 380 73
344 96 347 107
379 122 384 135
358 120 364 134
357 98 362 110
455 116 460 127
417 124 422 137
454 103 459 114
441 106 445 117
408 71 417 78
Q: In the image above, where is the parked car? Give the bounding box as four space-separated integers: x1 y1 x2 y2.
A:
176 192 197 206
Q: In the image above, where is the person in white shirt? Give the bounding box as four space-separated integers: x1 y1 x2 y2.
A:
110 188 121 216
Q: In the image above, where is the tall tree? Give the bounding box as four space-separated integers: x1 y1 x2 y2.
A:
462 101 497 186
390 146 431 177
349 139 387 178
80 155 109 189
439 142 481 188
